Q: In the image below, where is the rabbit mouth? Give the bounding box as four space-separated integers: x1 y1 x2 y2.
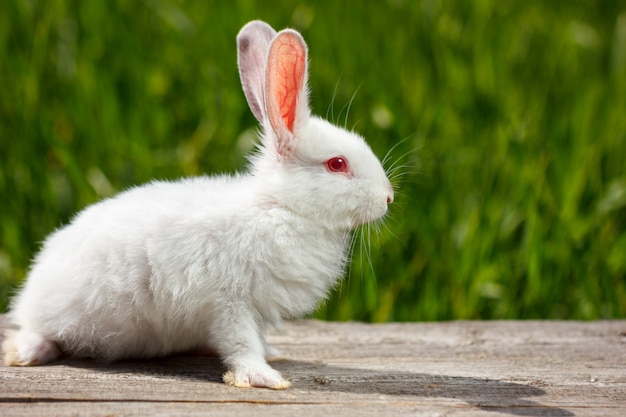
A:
352 203 389 228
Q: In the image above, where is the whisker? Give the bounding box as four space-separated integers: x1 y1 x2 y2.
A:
342 82 363 129
390 190 414 205
326 75 343 124
382 133 416 167
356 224 365 292
386 162 417 177
384 149 420 176
351 119 364 132
363 223 375 290
381 217 401 243
383 137 425 196
341 231 358 298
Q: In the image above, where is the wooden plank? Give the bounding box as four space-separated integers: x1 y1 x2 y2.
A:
1 316 625 416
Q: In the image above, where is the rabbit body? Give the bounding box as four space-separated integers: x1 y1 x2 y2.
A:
6 172 348 388
10 173 348 355
3 21 393 390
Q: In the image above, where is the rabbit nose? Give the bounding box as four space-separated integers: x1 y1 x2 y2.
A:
386 183 394 204
387 189 394 204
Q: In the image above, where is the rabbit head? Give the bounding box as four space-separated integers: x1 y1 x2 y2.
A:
237 21 394 232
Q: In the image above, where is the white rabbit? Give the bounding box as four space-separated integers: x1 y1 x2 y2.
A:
3 20 394 389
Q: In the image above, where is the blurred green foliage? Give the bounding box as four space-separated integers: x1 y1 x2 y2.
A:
1 0 625 321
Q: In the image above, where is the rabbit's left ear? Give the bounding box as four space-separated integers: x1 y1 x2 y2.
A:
266 29 310 158
237 21 277 123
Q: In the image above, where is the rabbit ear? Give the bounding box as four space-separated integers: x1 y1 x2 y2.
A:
266 29 310 158
237 21 277 123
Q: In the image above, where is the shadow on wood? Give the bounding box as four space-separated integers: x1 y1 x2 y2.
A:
5 355 571 416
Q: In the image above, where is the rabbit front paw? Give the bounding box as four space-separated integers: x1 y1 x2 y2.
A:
223 362 291 390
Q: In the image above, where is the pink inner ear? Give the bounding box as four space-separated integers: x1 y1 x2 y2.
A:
267 33 306 133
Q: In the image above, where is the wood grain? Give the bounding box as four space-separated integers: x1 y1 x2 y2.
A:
1 316 625 416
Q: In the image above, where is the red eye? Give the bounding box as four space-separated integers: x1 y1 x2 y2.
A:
326 156 349 173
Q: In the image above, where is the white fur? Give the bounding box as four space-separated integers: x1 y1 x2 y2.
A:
4 21 393 390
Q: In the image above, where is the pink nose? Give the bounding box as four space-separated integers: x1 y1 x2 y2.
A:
386 183 394 204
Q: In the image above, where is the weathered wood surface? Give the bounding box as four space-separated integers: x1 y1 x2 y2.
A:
1 316 624 416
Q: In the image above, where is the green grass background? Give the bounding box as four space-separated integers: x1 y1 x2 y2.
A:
1 0 625 321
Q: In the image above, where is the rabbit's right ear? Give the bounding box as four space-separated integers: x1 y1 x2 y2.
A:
237 21 277 123
265 29 310 159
